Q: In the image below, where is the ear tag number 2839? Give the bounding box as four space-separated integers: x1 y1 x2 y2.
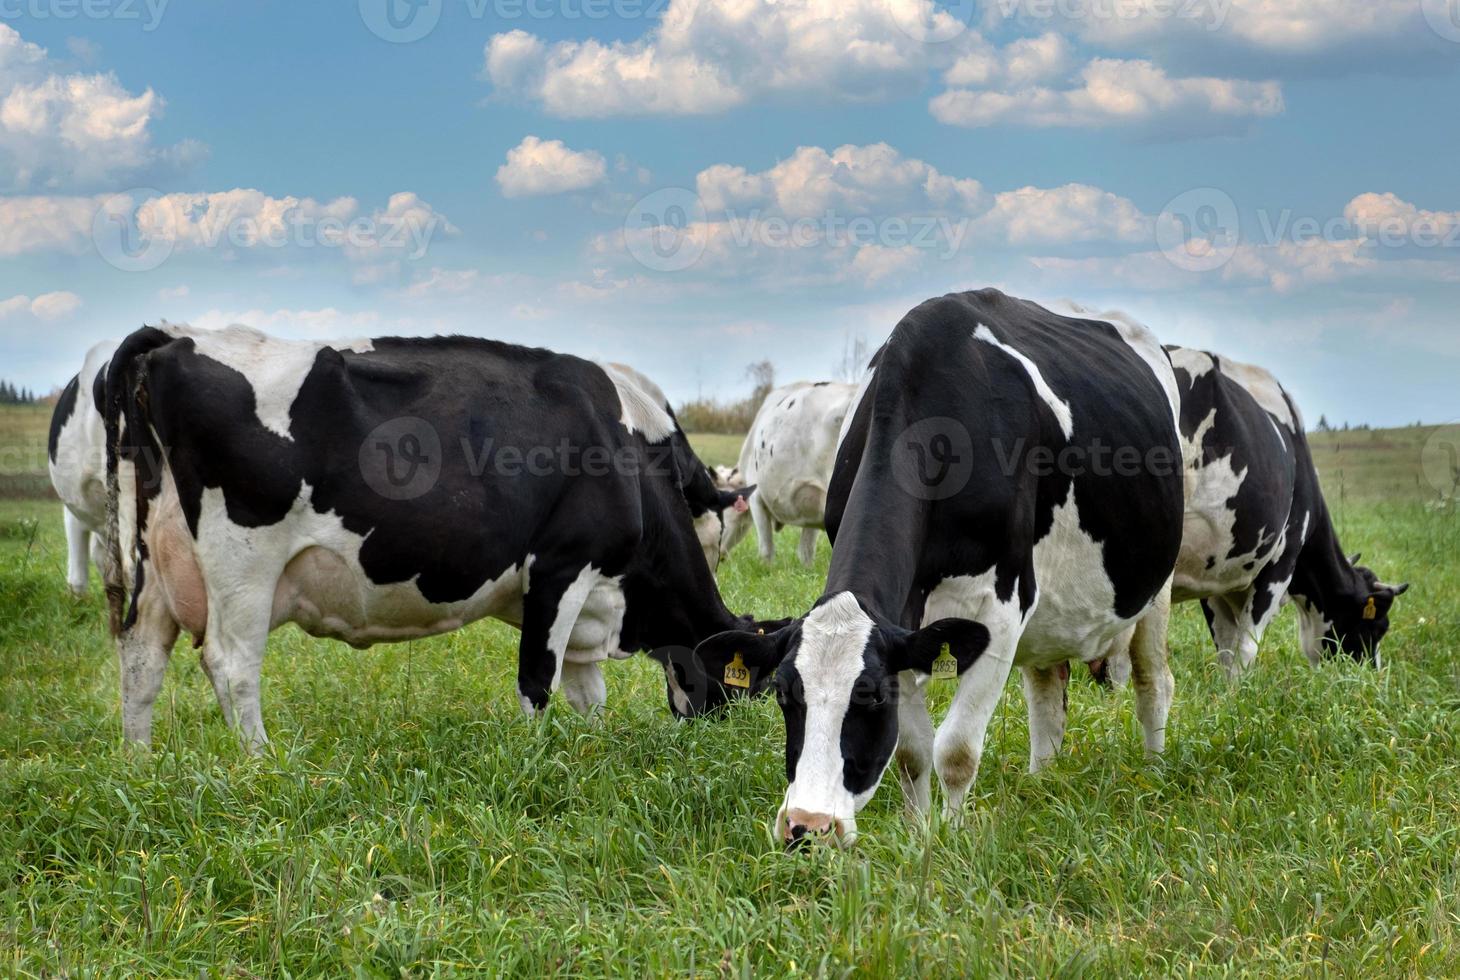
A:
931 642 959 682
724 653 752 689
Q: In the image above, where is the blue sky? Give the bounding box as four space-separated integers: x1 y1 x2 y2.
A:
1 0 1458 425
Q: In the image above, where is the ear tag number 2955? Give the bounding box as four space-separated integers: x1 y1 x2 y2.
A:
931 642 958 682
724 653 752 689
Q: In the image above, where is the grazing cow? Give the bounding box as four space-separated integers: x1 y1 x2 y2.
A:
601 363 754 573
102 324 778 748
48 339 119 596
718 381 857 567
694 289 1185 845
1097 347 1408 679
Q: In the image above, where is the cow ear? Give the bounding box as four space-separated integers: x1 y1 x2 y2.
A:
1361 586 1406 621
695 625 788 671
716 485 755 514
886 618 990 677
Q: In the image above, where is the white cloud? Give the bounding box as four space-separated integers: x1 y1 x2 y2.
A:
0 290 82 320
1343 192 1460 245
975 183 1152 245
496 136 608 198
696 143 985 217
1030 238 1376 293
932 58 1283 132
0 24 203 190
158 285 190 300
944 32 1074 88
0 188 455 262
992 0 1426 55
484 0 974 118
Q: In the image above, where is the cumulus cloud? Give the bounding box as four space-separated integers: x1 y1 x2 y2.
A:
0 290 82 320
484 0 980 118
992 0 1426 55
496 136 608 198
1343 192 1460 246
0 24 203 190
0 188 456 263
931 58 1283 133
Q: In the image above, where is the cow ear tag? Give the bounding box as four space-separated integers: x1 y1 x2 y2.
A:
724 653 752 689
931 642 959 682
1363 597 1378 621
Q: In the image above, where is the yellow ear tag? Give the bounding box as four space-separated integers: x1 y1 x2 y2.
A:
931 642 958 682
724 653 752 689
1363 597 1378 621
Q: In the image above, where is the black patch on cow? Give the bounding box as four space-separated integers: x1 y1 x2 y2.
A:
48 374 81 464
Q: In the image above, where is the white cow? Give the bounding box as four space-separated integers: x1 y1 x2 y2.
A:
719 381 856 566
48 339 118 596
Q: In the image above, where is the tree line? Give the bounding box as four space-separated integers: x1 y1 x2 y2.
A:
0 381 41 405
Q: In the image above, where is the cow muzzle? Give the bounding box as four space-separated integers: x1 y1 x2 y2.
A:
777 807 855 850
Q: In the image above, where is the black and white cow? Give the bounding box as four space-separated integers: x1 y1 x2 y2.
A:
694 289 1185 845
717 381 857 567
49 339 117 596
102 324 772 748
602 363 755 573
1160 346 1407 673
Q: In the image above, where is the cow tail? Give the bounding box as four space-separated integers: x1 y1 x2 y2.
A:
102 326 175 637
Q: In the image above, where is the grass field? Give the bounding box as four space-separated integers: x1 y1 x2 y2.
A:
1 410 1457 975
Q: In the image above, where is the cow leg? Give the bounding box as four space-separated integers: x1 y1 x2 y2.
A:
933 606 1022 823
1022 663 1069 773
796 527 819 567
200 597 274 753
517 566 598 717
894 672 935 816
560 661 607 717
63 507 91 597
1128 584 1174 757
117 593 180 746
750 493 776 563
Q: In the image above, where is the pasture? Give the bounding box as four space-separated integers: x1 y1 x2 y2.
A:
1 406 1457 976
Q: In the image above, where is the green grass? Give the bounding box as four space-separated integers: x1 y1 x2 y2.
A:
0 404 54 500
2 430 1457 976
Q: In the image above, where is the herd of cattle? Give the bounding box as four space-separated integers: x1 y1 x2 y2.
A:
47 288 1407 847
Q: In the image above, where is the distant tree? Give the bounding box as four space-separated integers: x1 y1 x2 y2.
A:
745 360 775 407
1316 415 1331 432
835 333 870 382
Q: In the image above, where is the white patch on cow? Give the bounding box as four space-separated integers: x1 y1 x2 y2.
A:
1020 495 1130 665
1293 595 1333 667
837 366 876 453
778 591 875 838
664 661 694 718
973 325 1074 439
732 380 856 563
1215 356 1298 432
598 362 677 444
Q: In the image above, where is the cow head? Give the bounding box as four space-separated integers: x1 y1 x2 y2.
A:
704 466 754 567
693 591 988 848
646 614 792 719
1296 557 1410 667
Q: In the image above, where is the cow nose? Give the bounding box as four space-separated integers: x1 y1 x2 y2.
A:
782 809 840 850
